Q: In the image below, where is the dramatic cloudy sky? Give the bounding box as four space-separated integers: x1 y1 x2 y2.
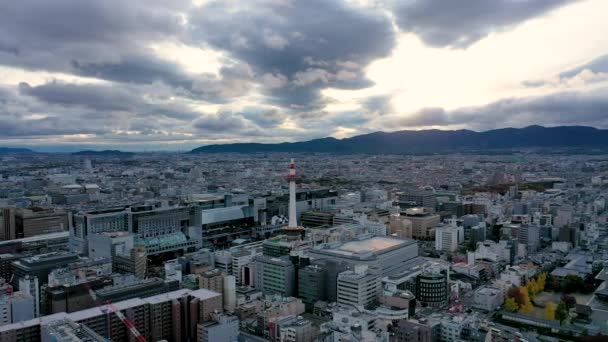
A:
1 0 608 151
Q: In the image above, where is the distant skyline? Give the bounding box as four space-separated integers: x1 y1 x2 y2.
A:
1 0 608 150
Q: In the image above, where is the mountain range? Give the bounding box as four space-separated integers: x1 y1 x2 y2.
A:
72 150 135 157
190 125 608 154
0 147 35 154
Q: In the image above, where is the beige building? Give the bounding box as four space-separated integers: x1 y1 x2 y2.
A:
199 269 225 294
402 208 440 240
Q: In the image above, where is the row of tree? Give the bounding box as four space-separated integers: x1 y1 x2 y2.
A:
505 273 548 314
505 272 578 324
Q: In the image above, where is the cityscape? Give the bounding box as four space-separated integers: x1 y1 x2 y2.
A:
2 0 608 341
0 151 607 341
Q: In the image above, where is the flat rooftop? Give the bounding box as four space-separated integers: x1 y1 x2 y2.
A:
339 237 406 254
314 236 415 258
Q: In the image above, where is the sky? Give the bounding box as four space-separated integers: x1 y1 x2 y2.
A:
1 0 608 151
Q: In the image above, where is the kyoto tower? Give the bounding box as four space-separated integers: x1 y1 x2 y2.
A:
284 158 304 239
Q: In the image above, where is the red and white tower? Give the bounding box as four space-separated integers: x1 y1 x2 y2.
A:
287 158 298 228
284 159 304 238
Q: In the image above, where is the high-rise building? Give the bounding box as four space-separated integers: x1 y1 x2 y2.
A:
95 278 179 304
253 255 295 297
393 319 436 342
198 313 239 342
275 315 315 342
298 264 327 311
18 276 39 317
403 208 440 240
11 252 80 290
434 225 463 252
0 208 16 241
199 269 225 293
519 225 541 252
0 288 223 342
416 271 449 308
337 265 381 308
396 188 437 211
72 204 201 256
223 275 236 313
231 248 257 285
14 208 70 238
0 291 35 325
41 318 106 342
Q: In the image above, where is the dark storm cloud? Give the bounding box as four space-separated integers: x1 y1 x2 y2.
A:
0 0 187 71
189 0 396 109
390 0 577 48
19 82 135 112
241 109 286 128
18 81 200 121
393 88 608 129
70 55 193 89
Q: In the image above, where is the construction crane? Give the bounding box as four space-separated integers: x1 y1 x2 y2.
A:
73 266 147 342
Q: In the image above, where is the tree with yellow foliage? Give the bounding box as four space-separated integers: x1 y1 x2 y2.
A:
537 273 547 292
505 297 519 312
519 287 534 315
527 279 539 298
545 301 556 320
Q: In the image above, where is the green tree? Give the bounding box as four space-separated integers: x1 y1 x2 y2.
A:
556 302 569 324
564 274 584 294
545 301 556 320
561 294 576 309
505 297 519 312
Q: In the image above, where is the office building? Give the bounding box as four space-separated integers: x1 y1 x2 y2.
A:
434 224 463 253
41 318 106 342
396 188 436 211
275 315 315 342
223 275 236 313
18 276 39 318
403 208 440 240
113 245 147 279
14 208 70 239
473 286 504 312
337 265 382 309
298 264 327 311
41 258 113 314
0 288 223 342
0 291 35 326
199 269 224 293
300 211 334 228
198 313 239 342
519 225 541 252
253 255 295 297
308 235 418 277
73 204 201 256
416 271 449 308
11 252 80 289
0 209 15 241
95 277 179 304
393 319 435 342
231 248 258 285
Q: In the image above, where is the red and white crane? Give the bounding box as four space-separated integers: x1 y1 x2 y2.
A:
73 266 147 342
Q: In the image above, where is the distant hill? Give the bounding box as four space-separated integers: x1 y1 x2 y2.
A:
190 125 608 154
0 147 35 154
72 150 135 157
